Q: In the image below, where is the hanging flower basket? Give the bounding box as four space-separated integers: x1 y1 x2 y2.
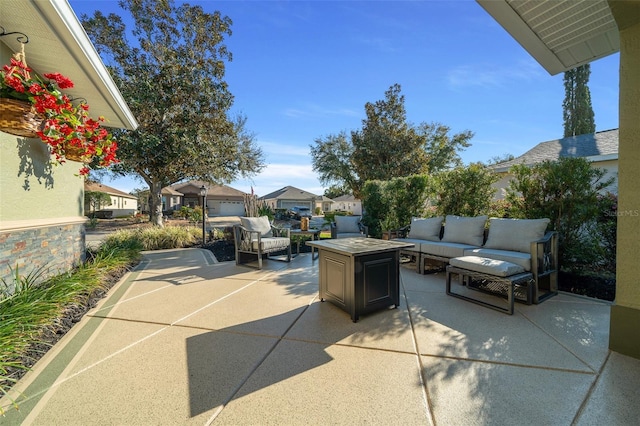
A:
0 97 43 137
1 42 118 175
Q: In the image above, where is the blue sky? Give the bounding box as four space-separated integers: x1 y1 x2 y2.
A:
69 0 620 197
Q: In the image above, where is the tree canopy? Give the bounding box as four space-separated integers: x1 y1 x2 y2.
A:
311 84 472 198
81 0 264 225
562 64 595 137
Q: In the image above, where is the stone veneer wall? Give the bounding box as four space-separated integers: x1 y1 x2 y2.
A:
0 223 86 295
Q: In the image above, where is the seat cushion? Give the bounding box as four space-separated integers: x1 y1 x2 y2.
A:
441 215 487 246
335 215 361 233
484 218 550 253
251 237 290 252
464 248 532 272
241 216 273 237
408 217 443 241
450 255 525 277
420 241 479 258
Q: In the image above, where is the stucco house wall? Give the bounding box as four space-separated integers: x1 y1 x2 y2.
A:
0 0 137 289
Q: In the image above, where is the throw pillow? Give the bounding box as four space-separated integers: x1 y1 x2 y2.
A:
335 215 361 233
441 215 488 246
240 216 273 237
408 217 443 241
484 218 550 253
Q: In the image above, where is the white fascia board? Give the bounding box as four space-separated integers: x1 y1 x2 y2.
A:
36 0 138 130
477 0 567 75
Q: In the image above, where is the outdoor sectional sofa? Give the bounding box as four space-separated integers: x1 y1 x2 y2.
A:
391 215 558 304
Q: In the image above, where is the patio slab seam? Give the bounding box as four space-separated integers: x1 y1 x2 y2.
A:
571 350 613 424
0 265 143 421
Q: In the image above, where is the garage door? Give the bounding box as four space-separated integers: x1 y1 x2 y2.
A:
218 201 245 216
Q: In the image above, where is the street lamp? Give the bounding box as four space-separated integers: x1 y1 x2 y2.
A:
199 185 208 245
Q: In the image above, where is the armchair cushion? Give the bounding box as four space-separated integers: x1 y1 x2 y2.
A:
408 216 443 241
441 215 487 246
484 218 550 253
335 215 362 233
240 216 273 238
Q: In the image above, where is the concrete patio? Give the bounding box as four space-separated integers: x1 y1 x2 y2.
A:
2 248 639 425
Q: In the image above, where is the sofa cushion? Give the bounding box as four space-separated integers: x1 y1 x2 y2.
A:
251 237 291 252
408 216 443 241
441 215 487 246
464 248 532 272
420 241 479 259
450 255 525 277
241 216 273 238
484 218 550 253
335 215 361 233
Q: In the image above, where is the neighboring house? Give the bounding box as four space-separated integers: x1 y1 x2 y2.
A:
84 182 138 217
314 196 334 214
170 181 247 217
260 186 320 212
332 194 363 215
162 187 183 213
0 0 137 286
489 129 619 199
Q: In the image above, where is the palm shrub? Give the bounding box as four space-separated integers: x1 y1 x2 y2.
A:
506 157 615 271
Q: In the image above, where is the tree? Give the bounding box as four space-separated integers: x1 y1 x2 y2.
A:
562 64 595 137
81 0 264 226
351 84 428 193
311 84 473 198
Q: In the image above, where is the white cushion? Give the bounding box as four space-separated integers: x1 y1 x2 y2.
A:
484 218 550 253
335 215 361 233
240 216 273 237
464 248 532 271
450 255 525 277
441 215 487 246
251 237 290 251
408 217 443 241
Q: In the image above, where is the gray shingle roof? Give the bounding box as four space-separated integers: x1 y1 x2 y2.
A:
260 186 319 201
490 128 618 172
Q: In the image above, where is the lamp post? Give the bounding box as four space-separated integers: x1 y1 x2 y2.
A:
199 185 208 245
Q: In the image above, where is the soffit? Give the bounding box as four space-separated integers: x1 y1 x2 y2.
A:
0 0 137 130
477 0 619 75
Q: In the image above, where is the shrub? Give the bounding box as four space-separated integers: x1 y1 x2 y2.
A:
506 157 615 271
362 174 432 238
434 163 498 217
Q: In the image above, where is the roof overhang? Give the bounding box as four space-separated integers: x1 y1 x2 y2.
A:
0 0 137 130
477 0 620 75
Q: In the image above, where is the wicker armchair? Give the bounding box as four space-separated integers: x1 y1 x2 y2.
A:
233 216 291 269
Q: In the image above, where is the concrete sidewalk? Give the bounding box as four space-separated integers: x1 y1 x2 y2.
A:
2 248 639 425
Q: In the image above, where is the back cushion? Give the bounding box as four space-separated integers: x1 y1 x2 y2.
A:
484 218 550 253
441 215 488 246
408 217 443 241
240 216 273 237
335 215 361 233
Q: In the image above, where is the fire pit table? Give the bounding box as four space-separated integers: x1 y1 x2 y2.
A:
306 238 414 322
